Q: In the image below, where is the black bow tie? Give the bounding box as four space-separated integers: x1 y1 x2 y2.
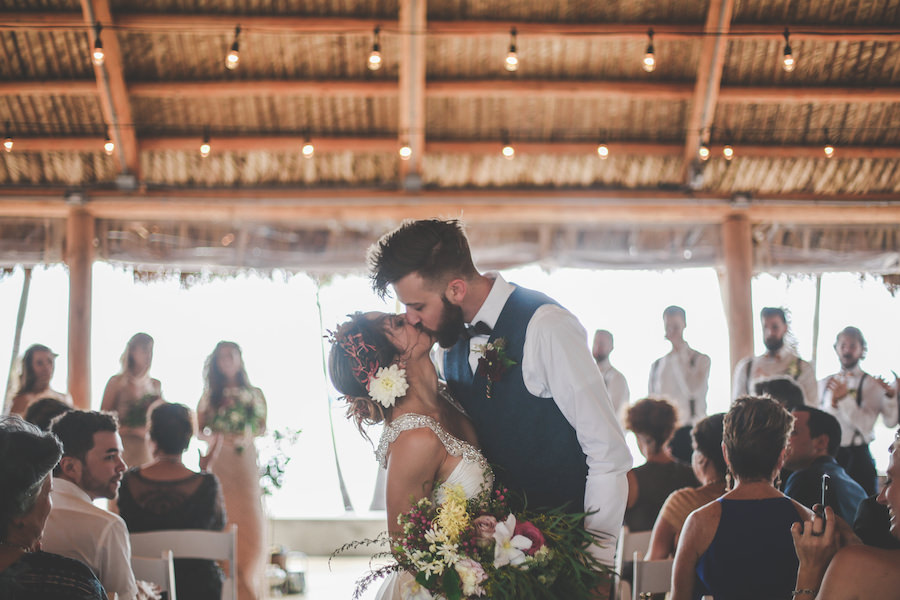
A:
462 321 492 340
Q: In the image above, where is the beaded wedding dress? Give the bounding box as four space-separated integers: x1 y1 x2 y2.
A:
373 390 493 600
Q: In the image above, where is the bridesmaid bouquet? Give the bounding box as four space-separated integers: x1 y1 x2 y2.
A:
335 484 609 600
206 388 265 437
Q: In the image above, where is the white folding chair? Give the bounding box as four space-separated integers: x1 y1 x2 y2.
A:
613 527 653 600
130 525 237 600
131 550 177 600
631 551 674 600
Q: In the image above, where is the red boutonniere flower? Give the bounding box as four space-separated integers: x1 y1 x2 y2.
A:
475 338 517 398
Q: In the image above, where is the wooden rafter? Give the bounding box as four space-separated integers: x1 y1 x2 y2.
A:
682 0 734 185
398 0 426 184
80 0 139 176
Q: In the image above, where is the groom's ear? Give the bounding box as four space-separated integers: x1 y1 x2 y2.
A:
444 278 467 305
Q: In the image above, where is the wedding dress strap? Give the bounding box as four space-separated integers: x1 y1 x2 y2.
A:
375 413 488 470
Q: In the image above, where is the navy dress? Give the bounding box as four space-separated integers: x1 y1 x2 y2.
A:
695 497 802 600
0 551 105 599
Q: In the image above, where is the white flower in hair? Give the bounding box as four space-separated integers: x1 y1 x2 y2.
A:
368 363 409 408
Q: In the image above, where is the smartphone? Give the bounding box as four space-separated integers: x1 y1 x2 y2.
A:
819 473 832 521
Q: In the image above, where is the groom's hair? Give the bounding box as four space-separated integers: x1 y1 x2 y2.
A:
368 219 478 298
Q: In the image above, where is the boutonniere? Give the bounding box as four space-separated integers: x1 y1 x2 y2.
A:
786 357 802 379
474 338 517 398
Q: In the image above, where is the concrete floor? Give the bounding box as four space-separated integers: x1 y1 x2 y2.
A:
275 556 386 600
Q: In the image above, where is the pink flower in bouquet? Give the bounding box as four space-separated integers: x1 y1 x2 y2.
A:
472 515 498 548
513 520 545 556
455 558 487 596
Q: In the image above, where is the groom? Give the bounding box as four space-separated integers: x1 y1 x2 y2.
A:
368 218 631 567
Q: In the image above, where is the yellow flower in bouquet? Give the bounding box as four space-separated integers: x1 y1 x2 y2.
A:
436 484 470 542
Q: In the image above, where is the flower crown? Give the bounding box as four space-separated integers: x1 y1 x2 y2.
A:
328 326 408 408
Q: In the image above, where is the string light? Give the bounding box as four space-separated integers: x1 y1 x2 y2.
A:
92 22 105 66
782 28 795 72
3 122 12 152
225 25 241 70
103 133 115 156
723 144 734 160
398 142 412 160
597 143 609 159
501 137 515 159
823 128 834 158
505 27 519 72
642 29 656 73
367 26 383 71
698 142 710 161
200 128 211 158
301 135 314 158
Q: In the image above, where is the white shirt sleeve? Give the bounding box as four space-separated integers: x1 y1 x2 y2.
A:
798 361 819 407
521 304 632 565
96 516 138 600
732 357 751 401
606 369 630 418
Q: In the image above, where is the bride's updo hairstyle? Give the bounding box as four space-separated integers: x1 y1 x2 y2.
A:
328 312 401 435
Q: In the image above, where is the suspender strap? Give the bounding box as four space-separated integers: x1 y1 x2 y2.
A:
745 359 754 394
855 373 867 407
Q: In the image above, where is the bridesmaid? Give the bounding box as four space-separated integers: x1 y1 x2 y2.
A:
9 344 72 416
100 333 163 469
197 341 267 600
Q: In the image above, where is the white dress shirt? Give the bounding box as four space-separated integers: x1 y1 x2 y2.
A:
819 366 899 446
42 478 138 600
648 344 711 425
597 358 630 422
731 346 818 406
437 273 632 565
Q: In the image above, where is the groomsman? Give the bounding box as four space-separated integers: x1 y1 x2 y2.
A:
368 219 631 568
819 326 898 495
592 329 630 422
648 305 710 426
732 306 818 406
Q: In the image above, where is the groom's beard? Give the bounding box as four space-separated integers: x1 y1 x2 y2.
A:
764 335 784 353
428 295 466 349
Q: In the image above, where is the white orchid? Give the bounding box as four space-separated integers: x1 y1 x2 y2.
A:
492 514 533 568
368 363 409 408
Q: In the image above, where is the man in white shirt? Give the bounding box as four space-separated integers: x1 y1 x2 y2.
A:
819 326 898 495
369 219 631 574
593 329 630 422
648 305 710 426
43 410 138 600
732 306 818 406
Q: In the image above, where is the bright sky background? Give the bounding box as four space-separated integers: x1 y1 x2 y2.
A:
0 263 897 518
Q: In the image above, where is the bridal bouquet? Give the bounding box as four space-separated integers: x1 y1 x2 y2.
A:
336 485 609 600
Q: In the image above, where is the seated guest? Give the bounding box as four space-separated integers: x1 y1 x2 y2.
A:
792 429 900 598
41 410 139 600
755 376 807 411
118 403 226 600
671 396 812 600
783 406 867 524
24 397 72 431
648 413 726 559
625 397 699 532
0 416 105 599
9 344 72 416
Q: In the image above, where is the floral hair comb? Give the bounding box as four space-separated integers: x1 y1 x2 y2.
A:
327 325 408 408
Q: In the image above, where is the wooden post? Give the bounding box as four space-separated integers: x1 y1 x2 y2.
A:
721 214 754 381
66 206 94 409
398 0 426 188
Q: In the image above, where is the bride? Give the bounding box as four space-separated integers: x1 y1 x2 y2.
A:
329 312 492 600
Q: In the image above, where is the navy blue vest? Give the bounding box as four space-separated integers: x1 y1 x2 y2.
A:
444 286 588 512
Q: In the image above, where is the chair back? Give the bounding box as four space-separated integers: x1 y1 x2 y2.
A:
631 551 674 600
131 550 177 600
613 527 652 600
130 525 237 600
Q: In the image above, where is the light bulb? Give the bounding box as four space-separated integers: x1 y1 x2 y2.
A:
104 136 114 156
698 144 710 161
723 145 734 160
200 141 211 158
3 137 12 152
597 144 609 159
824 144 834 158
642 49 656 72
502 144 515 159
92 42 105 66
225 44 240 70
398 144 412 160
782 51 794 72
505 50 518 72
302 141 314 158
367 49 382 71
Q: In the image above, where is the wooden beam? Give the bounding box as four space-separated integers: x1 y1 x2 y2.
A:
80 0 139 176
137 135 397 153
128 80 398 98
65 206 94 409
721 214 754 378
426 140 682 155
0 81 98 96
398 0 427 184
6 137 106 152
682 0 734 184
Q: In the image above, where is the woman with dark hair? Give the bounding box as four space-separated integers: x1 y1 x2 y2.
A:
328 312 489 600
648 413 727 559
101 333 164 468
9 344 71 417
197 341 266 600
671 396 813 600
624 397 699 532
118 403 226 600
0 416 105 599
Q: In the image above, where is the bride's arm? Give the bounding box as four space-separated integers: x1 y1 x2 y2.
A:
384 428 446 538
